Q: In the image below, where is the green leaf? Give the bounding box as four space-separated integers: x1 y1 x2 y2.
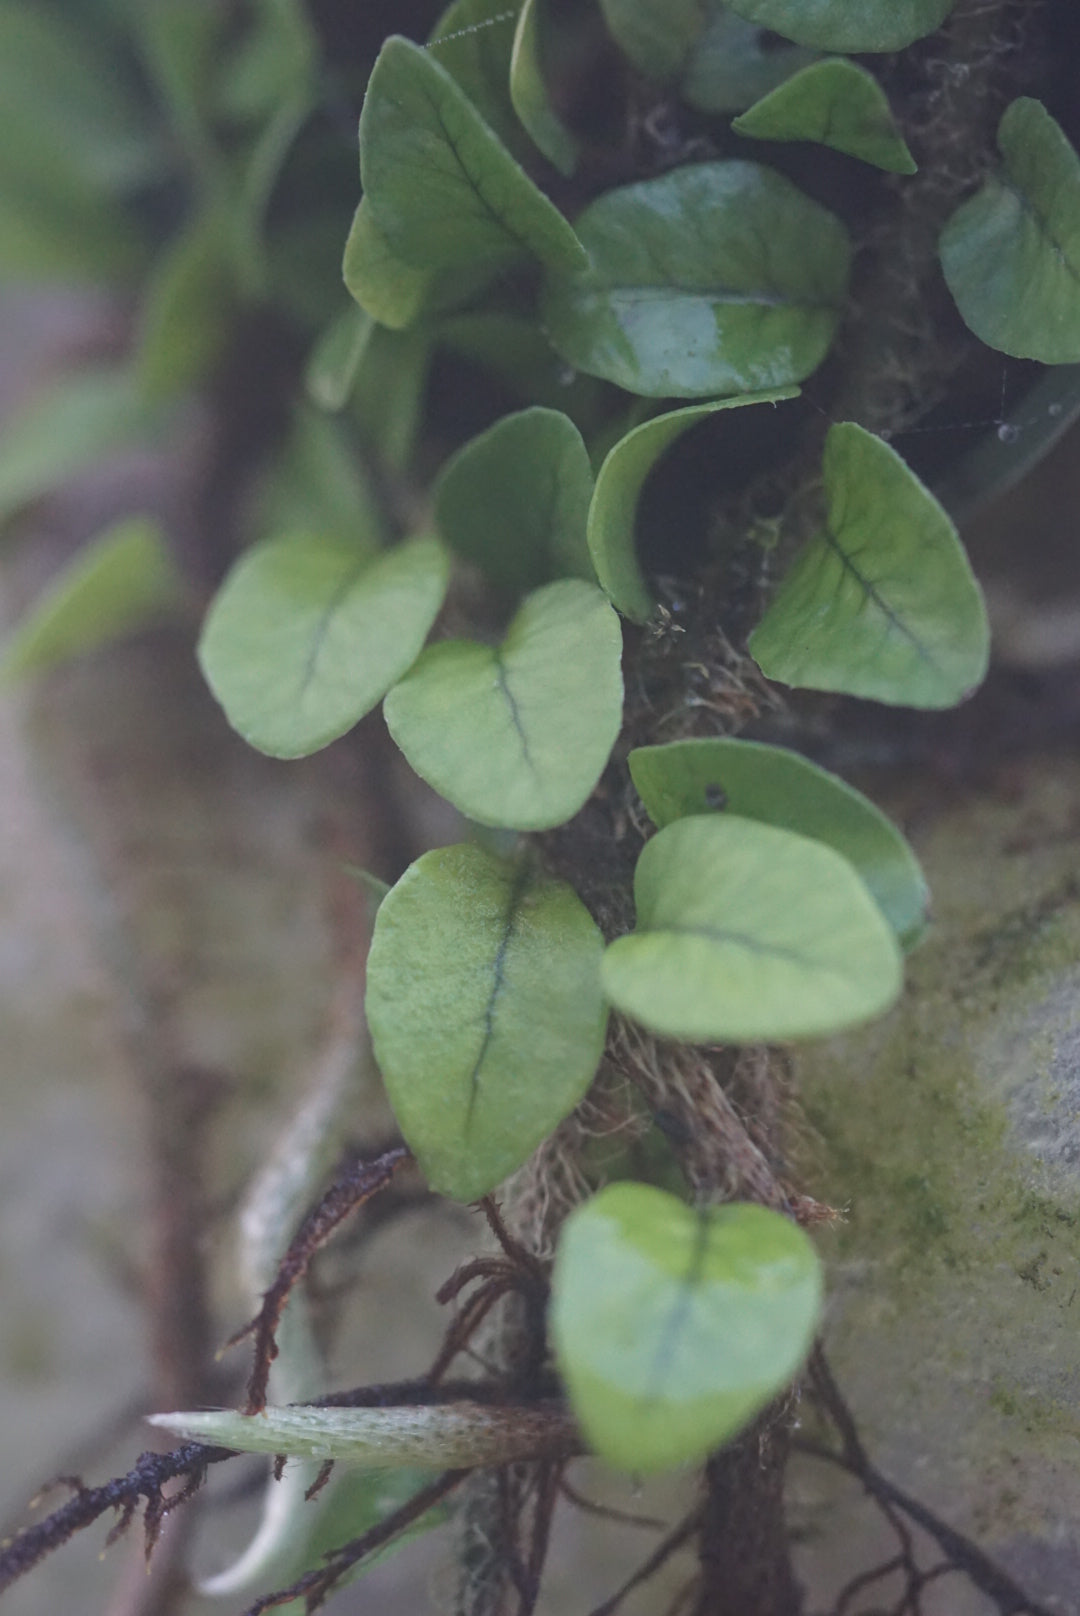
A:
596 0 702 81
434 407 594 592
351 323 433 474
721 0 953 51
749 422 989 708
588 393 799 622
254 407 387 547
359 36 587 278
629 739 929 950
1 517 184 682
510 0 580 176
682 10 815 115
940 99 1080 364
343 199 437 331
428 0 526 157
366 843 608 1201
551 1184 822 1472
602 815 903 1042
438 313 606 420
733 59 915 174
542 163 850 398
136 210 236 401
198 532 450 759
306 305 374 413
384 579 623 830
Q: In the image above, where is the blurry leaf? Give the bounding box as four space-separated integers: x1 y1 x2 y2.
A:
255 406 386 546
384 579 623 830
306 305 374 413
934 365 1080 524
343 199 437 331
551 1184 822 1471
359 36 587 277
198 532 450 758
682 9 814 114
602 815 903 1042
629 738 929 949
750 423 989 708
733 59 915 173
940 99 1080 364
367 843 607 1201
597 0 701 81
130 0 229 187
438 313 605 420
218 0 318 123
136 210 236 400
542 163 850 397
1 517 184 682
722 0 953 51
510 0 580 176
351 323 433 473
588 393 798 621
434 407 595 591
428 0 526 156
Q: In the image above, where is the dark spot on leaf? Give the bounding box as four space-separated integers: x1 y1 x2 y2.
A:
704 783 727 810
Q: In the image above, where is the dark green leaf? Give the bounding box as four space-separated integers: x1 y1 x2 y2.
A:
305 305 374 413
510 0 580 176
940 99 1080 364
749 422 989 708
733 59 915 174
366 843 607 1201
551 1184 822 1472
428 0 525 157
682 10 814 114
588 393 799 621
722 0 952 51
384 579 623 830
602 815 903 1042
198 532 450 759
434 407 594 592
629 738 929 949
542 162 850 398
597 0 701 80
343 200 437 331
359 36 587 277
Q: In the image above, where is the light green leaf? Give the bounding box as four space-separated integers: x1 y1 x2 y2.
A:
366 843 608 1201
359 36 587 277
1 518 184 683
722 0 953 51
510 0 579 176
682 10 815 114
434 407 594 592
602 815 903 1042
551 1184 822 1472
629 738 929 950
749 422 989 708
254 406 387 547
218 0 318 124
541 162 850 398
428 0 526 157
940 99 1080 364
306 304 374 413
343 199 437 331
198 532 450 759
733 59 915 173
588 393 799 621
384 579 623 830
136 210 235 401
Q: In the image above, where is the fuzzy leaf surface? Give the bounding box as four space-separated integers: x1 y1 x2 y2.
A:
542 162 849 398
198 532 449 759
385 579 623 830
733 59 915 173
602 815 902 1042
510 0 579 175
434 407 594 592
940 99 1080 363
629 738 929 950
722 0 952 51
588 392 798 621
750 423 989 708
366 843 607 1201
551 1184 822 1472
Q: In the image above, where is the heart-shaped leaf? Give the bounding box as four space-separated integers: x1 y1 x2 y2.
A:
510 0 579 176
589 392 799 621
602 815 903 1042
551 1184 822 1472
940 98 1080 364
722 0 952 51
385 578 623 830
199 532 450 759
434 407 594 592
749 422 989 708
366 843 608 1202
542 162 850 398
629 738 929 950
733 59 916 174
359 36 586 278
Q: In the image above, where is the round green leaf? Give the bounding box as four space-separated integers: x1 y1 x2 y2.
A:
434 407 595 593
629 738 929 950
551 1184 822 1473
749 423 989 709
542 162 850 398
384 578 623 831
733 59 916 174
510 0 579 176
722 0 952 51
366 843 608 1202
359 36 586 278
602 815 903 1042
940 99 1080 364
588 393 799 622
198 532 450 759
